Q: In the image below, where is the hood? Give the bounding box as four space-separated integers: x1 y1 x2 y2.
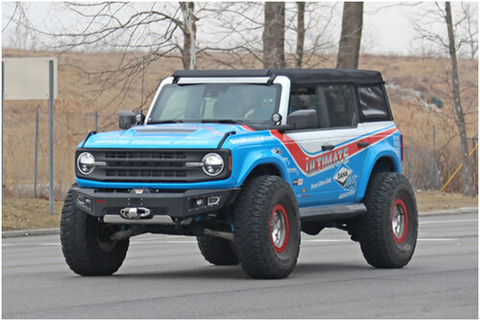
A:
80 123 255 149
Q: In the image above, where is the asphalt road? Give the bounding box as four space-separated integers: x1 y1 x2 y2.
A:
2 212 478 319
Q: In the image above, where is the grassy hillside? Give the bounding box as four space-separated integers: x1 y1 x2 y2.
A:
2 49 478 199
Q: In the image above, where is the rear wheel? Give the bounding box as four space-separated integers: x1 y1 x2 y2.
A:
197 235 239 266
234 176 301 279
60 185 129 276
355 172 418 268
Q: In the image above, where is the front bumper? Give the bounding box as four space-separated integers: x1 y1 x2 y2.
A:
72 186 240 219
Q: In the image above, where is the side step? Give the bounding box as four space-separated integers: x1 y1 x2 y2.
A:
300 203 367 222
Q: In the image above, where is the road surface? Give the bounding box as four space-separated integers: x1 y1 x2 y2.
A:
2 212 478 318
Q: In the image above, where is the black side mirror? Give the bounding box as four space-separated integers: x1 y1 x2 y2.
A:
287 109 318 130
119 110 136 129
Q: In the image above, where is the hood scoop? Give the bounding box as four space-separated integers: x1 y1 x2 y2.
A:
134 127 198 134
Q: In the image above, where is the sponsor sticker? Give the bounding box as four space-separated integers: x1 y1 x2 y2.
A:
334 164 353 188
230 136 275 145
293 179 303 186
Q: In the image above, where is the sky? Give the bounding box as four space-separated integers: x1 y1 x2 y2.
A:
1 2 477 57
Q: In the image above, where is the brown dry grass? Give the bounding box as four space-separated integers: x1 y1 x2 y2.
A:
415 190 478 212
2 197 63 231
2 50 478 200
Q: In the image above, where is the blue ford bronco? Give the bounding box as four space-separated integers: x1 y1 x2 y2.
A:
61 69 418 279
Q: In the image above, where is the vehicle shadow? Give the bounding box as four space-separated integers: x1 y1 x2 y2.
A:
110 261 373 281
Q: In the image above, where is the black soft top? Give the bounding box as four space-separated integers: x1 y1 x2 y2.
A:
172 68 384 86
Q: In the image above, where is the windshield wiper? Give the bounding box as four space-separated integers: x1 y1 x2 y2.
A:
201 119 242 124
148 120 184 124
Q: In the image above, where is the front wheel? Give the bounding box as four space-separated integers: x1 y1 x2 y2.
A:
233 176 301 279
355 172 418 268
60 185 129 276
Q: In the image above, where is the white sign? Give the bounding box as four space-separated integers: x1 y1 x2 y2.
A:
2 57 58 100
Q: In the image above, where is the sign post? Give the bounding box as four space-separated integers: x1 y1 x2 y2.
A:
3 57 58 215
49 60 54 214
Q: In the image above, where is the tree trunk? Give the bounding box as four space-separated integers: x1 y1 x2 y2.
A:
444 2 474 197
336 2 363 69
263 2 285 69
180 2 197 70
295 2 305 69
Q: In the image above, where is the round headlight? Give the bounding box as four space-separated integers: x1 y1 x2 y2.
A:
202 153 224 176
77 152 95 175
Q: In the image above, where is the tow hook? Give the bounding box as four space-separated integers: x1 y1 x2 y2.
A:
119 207 152 219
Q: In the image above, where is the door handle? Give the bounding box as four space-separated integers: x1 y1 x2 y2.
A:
357 141 370 148
322 144 335 151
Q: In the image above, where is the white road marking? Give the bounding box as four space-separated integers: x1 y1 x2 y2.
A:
418 238 458 242
420 219 478 225
303 239 349 243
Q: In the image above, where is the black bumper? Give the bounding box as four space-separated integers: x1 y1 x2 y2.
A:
72 186 240 218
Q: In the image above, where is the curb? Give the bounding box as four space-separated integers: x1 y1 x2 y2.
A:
419 207 478 216
2 207 478 239
2 228 60 238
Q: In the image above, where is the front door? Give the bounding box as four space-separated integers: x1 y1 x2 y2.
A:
283 84 369 207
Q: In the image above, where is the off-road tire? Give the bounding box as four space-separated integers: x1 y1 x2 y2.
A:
60 185 129 276
197 235 239 266
356 172 418 268
234 176 301 279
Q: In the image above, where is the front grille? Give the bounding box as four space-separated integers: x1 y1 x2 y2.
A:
76 149 231 183
102 151 188 180
104 151 187 160
105 168 187 178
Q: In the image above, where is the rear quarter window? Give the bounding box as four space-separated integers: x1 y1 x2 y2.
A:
358 85 392 121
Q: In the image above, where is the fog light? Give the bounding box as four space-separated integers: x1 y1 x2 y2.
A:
75 194 92 211
189 197 208 211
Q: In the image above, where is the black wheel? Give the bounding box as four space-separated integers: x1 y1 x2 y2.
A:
355 172 418 268
197 235 239 266
60 185 129 276
233 176 301 279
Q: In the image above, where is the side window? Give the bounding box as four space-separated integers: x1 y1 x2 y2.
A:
358 84 391 121
288 87 327 128
322 84 358 128
288 88 319 114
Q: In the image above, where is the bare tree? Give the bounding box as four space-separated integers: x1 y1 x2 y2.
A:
180 2 197 70
444 2 474 197
336 2 363 69
411 2 478 59
193 2 337 70
2 2 37 50
263 2 285 68
287 2 339 68
411 2 476 196
195 2 265 69
460 2 478 59
3 2 202 115
294 2 306 68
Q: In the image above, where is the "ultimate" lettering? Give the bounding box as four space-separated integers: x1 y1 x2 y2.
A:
305 147 349 175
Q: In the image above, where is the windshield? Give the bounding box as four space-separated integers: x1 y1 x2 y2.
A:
148 83 280 127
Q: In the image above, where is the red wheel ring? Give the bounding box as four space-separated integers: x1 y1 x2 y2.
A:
391 198 408 244
270 204 290 253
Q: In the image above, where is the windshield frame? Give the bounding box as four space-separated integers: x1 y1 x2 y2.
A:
146 79 282 129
